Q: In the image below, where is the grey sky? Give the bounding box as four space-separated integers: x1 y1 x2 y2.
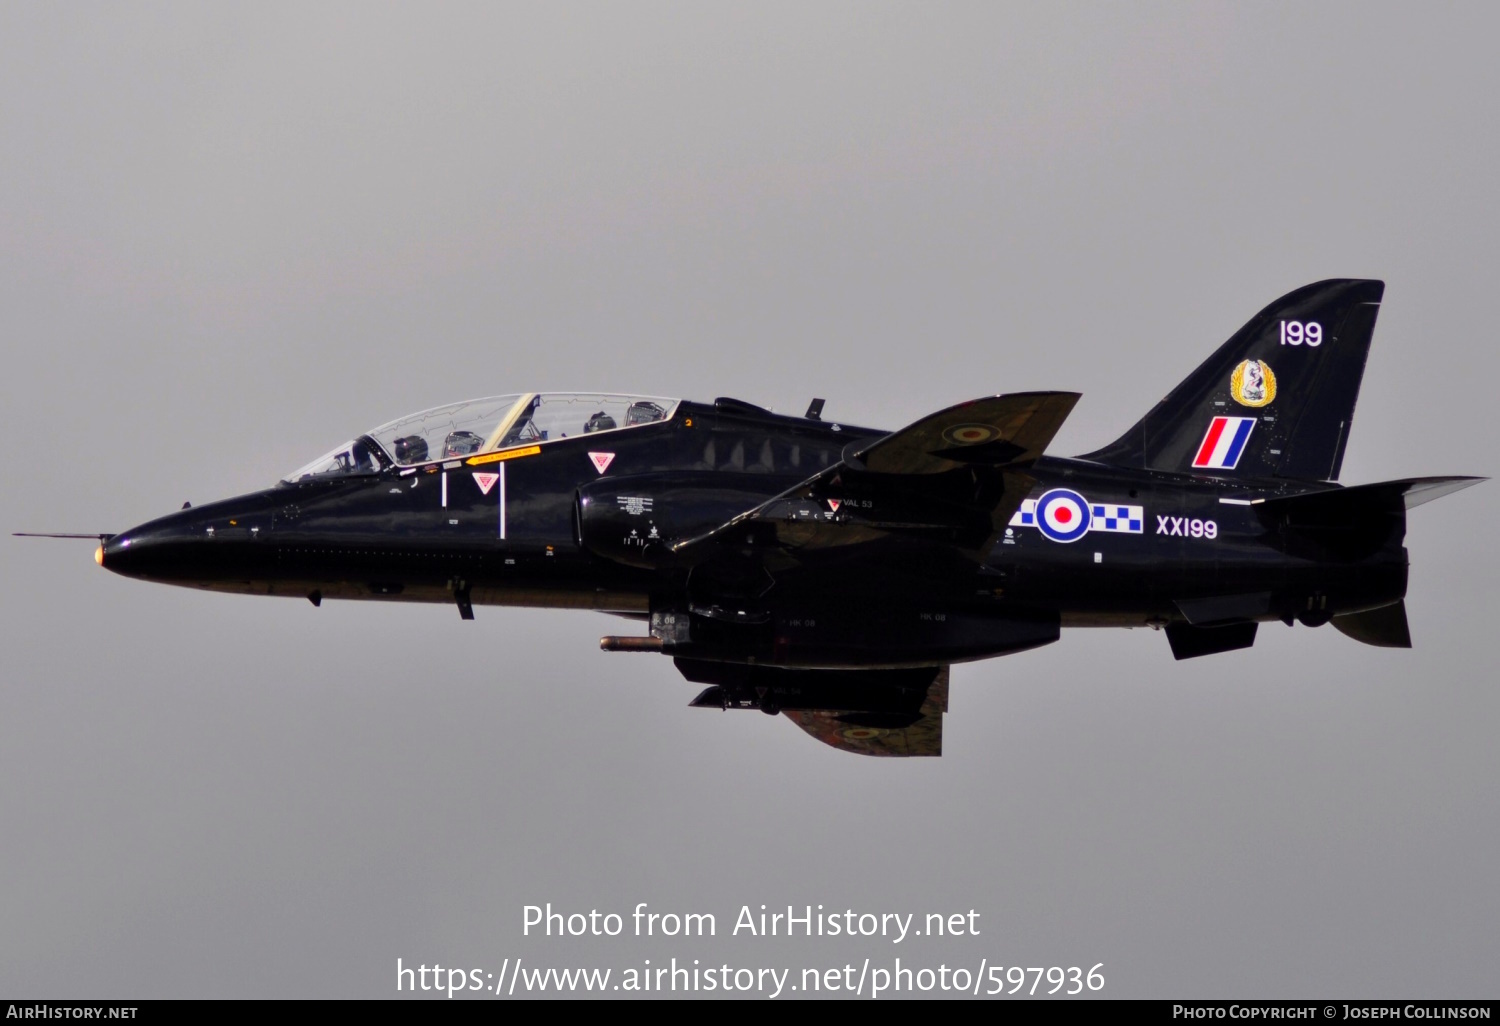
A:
2 2 1495 998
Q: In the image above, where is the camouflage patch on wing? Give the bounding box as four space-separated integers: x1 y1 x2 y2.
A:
782 668 949 757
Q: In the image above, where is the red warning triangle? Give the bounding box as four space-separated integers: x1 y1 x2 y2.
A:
472 472 499 496
588 452 615 474
827 499 842 512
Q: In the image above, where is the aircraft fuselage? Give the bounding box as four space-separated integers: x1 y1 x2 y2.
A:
100 397 1406 669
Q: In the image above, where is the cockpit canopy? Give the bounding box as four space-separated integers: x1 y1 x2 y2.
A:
283 392 679 482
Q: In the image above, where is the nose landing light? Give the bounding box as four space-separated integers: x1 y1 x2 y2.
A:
95 545 104 566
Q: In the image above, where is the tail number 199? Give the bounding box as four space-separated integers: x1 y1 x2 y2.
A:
1280 320 1322 346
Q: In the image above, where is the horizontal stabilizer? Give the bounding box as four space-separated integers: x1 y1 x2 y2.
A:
1394 476 1487 509
1251 476 1484 562
1165 621 1258 660
1332 600 1412 648
1252 476 1485 516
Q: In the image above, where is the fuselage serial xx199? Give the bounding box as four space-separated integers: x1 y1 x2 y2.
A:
27 280 1483 756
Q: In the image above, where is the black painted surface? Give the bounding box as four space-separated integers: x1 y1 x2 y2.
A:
95 282 1471 678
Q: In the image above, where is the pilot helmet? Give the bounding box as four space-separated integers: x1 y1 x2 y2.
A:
392 435 429 464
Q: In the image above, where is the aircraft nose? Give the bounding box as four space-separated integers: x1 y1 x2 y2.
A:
98 517 197 579
99 531 151 576
98 494 280 581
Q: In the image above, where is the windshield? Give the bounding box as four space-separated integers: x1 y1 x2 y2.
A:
282 437 388 482
281 393 678 482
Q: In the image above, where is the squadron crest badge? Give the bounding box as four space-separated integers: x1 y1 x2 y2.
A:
1230 359 1277 407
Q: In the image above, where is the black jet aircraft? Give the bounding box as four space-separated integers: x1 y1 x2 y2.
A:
21 279 1483 756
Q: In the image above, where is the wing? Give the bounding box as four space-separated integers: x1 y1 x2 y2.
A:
671 391 1080 567
782 669 949 757
852 391 1079 473
681 660 950 758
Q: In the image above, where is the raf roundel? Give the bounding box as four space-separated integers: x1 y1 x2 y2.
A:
940 423 1001 445
1034 488 1092 543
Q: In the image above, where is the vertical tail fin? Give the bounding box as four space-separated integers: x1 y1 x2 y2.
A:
1081 279 1385 481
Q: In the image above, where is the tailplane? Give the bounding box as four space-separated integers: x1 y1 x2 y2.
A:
1332 601 1412 649
1083 279 1385 481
